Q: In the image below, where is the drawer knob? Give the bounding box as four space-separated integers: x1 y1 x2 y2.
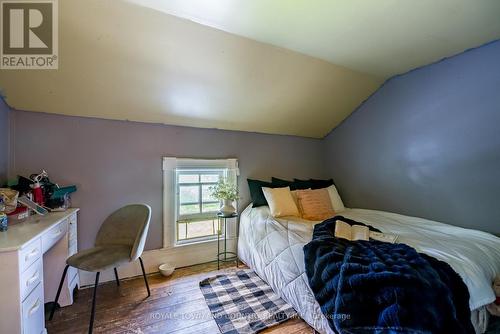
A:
52 229 63 239
28 298 41 317
26 271 39 287
25 248 39 262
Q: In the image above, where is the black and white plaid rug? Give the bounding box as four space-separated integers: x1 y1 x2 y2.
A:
200 269 298 334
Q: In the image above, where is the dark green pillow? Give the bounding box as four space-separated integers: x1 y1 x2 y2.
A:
310 178 335 189
247 179 274 207
271 177 295 189
293 178 314 190
293 178 334 190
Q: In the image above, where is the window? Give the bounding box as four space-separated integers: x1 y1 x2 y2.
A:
163 158 238 247
176 169 224 242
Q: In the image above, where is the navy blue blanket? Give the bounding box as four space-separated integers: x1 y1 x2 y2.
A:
303 216 474 334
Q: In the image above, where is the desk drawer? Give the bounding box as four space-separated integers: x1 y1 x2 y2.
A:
42 219 68 253
22 283 44 334
69 212 77 224
21 258 42 301
20 238 42 273
69 224 77 243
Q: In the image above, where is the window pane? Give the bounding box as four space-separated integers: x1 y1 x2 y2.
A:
202 202 219 213
179 185 199 204
178 219 217 240
177 221 188 240
202 184 218 202
201 174 220 183
180 204 200 215
179 174 199 184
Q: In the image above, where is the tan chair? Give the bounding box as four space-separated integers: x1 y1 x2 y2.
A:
49 204 152 334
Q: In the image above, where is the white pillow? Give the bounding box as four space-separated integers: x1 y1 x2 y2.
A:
326 185 345 212
262 186 300 218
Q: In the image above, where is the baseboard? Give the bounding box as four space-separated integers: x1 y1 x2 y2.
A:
78 238 237 287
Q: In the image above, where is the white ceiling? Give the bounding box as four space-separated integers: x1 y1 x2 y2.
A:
0 0 381 138
129 0 500 77
1 1 499 138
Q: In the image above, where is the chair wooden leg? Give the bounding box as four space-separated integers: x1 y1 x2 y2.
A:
139 257 151 297
113 268 120 286
49 264 69 321
89 272 100 334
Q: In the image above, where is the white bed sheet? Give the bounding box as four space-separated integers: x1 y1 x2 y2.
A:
237 205 500 334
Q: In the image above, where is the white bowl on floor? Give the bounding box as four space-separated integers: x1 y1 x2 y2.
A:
159 263 175 277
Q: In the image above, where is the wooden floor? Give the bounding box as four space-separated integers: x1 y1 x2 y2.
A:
46 262 314 334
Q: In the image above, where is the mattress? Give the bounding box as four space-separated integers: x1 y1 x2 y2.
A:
237 205 500 334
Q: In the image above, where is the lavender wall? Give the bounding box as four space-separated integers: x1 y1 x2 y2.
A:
10 110 327 250
0 99 9 185
324 41 500 234
6 40 500 252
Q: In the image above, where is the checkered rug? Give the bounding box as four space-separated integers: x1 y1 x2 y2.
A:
199 269 298 334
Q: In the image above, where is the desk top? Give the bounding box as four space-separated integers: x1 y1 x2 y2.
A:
0 208 79 252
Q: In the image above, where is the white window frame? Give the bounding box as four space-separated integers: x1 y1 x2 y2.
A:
162 158 238 248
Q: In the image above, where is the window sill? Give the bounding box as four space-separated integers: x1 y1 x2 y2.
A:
168 235 237 249
175 238 217 248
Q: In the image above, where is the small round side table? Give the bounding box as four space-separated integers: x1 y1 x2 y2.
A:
216 212 239 270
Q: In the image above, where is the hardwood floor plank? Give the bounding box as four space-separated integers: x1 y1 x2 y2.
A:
155 319 220 334
260 317 307 333
46 261 313 334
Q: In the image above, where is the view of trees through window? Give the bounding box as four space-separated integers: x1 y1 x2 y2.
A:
176 169 224 241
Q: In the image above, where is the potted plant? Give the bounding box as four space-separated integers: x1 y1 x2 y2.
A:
209 178 239 215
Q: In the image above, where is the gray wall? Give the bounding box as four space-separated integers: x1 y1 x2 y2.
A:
0 99 9 185
10 110 326 250
5 40 500 251
324 40 500 234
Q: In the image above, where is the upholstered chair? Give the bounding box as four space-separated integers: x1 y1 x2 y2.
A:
49 204 152 334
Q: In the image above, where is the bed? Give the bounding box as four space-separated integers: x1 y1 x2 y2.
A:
237 204 500 334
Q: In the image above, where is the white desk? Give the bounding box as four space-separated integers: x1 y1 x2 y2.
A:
0 209 79 334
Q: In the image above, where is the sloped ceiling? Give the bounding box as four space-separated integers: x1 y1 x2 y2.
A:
1 1 499 137
131 0 500 77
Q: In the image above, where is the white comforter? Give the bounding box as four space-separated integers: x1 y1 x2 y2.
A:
237 205 500 334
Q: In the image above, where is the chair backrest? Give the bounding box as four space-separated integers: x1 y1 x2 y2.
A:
95 204 151 261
